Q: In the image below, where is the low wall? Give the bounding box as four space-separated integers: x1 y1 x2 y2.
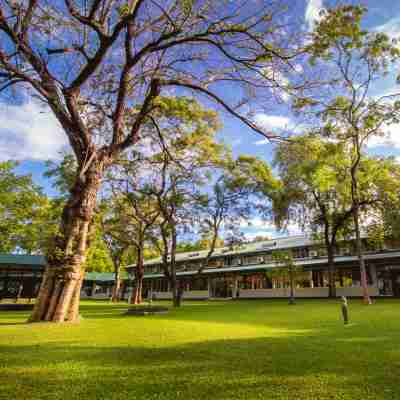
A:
239 286 379 298
336 286 379 297
81 292 110 299
152 290 209 300
239 287 329 298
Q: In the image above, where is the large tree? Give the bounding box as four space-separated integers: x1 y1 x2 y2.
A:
0 1 299 322
274 135 400 297
298 5 400 303
195 154 277 273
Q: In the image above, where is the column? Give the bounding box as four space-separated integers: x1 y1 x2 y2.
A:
232 275 239 298
207 278 212 298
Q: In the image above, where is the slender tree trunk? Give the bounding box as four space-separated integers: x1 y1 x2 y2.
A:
353 206 372 304
131 245 144 304
327 245 337 298
172 280 184 307
131 273 144 304
111 261 121 302
170 229 182 307
288 267 295 305
29 161 104 323
350 136 371 305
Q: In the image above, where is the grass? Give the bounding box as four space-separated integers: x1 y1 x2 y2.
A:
1 299 400 400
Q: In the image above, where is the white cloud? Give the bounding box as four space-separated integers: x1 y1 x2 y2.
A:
243 231 273 241
0 98 69 161
261 66 290 102
242 222 304 241
253 114 291 145
231 138 242 147
366 123 400 149
240 217 275 229
254 114 290 130
305 0 324 31
374 16 400 39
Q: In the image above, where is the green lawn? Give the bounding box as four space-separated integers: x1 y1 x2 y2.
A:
1 299 399 400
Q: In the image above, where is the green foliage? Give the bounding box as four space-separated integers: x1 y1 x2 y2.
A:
85 234 114 273
0 161 52 253
118 0 138 17
44 154 77 197
273 135 351 234
270 250 302 279
227 155 280 198
307 5 368 63
274 135 400 242
179 0 194 15
176 236 225 254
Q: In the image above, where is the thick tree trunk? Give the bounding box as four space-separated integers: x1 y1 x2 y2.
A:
131 277 143 304
111 262 121 302
29 161 104 323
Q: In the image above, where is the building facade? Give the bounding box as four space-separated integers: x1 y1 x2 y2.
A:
0 254 46 301
126 235 400 300
2 235 400 302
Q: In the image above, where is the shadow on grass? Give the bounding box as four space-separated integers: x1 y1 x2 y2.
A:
1 300 400 399
0 332 399 400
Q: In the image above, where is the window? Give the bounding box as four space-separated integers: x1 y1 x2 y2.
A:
190 278 208 291
293 248 308 259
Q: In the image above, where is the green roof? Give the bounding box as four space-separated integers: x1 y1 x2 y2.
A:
0 254 47 268
85 272 129 282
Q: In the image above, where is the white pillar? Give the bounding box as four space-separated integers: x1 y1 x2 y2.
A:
232 276 238 298
207 278 212 298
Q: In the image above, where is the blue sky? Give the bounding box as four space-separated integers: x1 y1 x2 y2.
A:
1 0 400 240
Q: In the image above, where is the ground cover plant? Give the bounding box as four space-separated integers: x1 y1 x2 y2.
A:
1 299 399 400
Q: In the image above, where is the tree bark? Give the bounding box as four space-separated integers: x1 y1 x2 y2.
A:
353 205 372 304
288 267 295 305
111 262 121 302
29 161 104 323
170 228 182 307
131 245 144 304
172 280 184 307
326 245 337 298
350 135 371 305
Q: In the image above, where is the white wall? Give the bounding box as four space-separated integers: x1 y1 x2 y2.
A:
336 286 379 297
239 288 329 298
152 290 209 300
239 286 379 298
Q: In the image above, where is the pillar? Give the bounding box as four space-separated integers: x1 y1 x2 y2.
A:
232 275 239 298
